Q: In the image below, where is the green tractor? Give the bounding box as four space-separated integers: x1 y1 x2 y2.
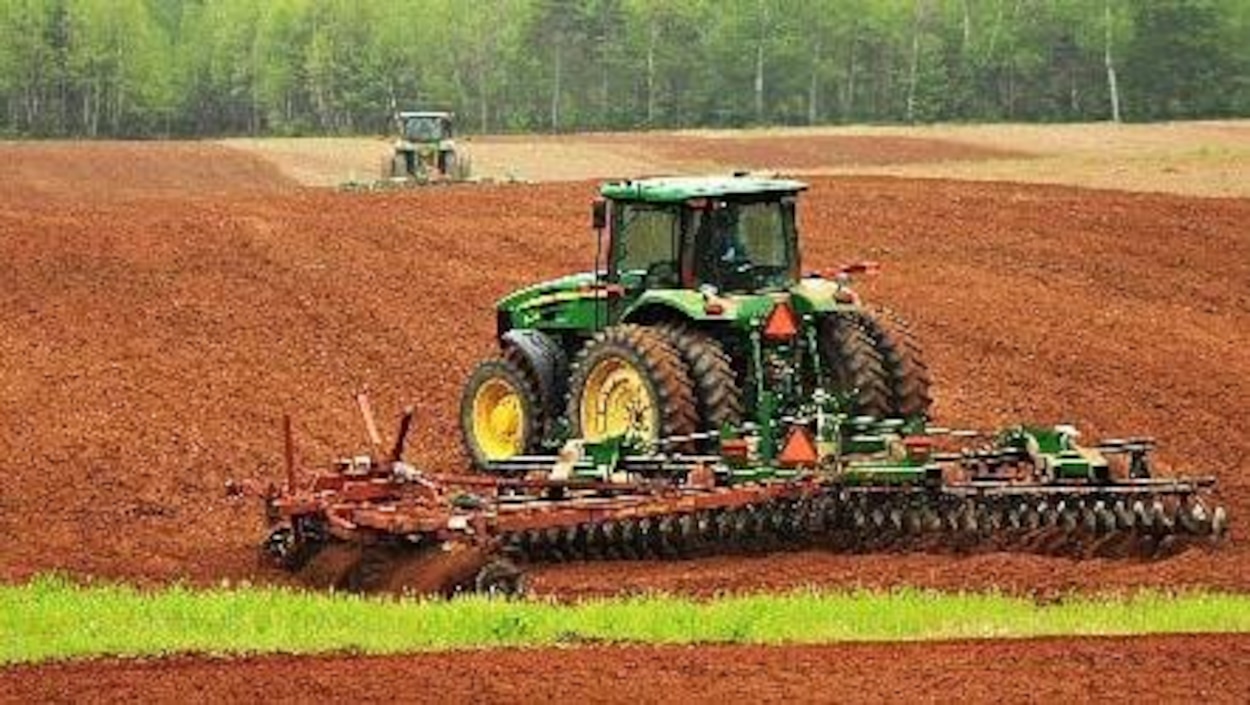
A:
460 174 931 468
387 110 470 182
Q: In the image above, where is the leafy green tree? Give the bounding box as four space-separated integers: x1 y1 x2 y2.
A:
1 0 1248 136
63 0 170 136
0 0 62 134
1124 0 1242 119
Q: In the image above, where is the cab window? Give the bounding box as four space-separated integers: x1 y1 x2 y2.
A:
614 204 679 286
738 202 789 267
403 116 447 141
688 199 797 291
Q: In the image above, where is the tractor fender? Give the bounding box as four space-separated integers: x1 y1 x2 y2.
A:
790 277 846 313
500 329 569 417
622 291 716 324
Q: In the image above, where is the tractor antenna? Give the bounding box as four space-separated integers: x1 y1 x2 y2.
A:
594 229 602 332
592 199 607 332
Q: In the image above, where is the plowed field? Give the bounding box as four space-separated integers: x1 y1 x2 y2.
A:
0 139 1247 598
4 635 1248 704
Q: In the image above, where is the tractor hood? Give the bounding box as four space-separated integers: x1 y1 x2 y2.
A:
497 272 598 313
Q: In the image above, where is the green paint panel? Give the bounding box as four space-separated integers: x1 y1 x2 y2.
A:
497 272 597 311
841 461 935 486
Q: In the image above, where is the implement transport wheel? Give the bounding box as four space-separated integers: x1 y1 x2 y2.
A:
857 306 933 419
819 314 892 418
460 356 542 468
567 325 698 447
475 557 526 597
655 323 744 444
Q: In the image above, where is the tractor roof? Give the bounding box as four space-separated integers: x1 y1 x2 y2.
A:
600 175 808 203
398 111 453 119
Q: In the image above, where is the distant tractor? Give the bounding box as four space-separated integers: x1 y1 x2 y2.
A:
387 110 470 182
459 174 932 468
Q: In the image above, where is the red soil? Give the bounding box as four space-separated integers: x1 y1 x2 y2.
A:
0 141 1247 596
0 141 294 203
4 635 1248 704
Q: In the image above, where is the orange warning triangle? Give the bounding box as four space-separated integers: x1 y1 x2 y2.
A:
778 427 819 467
763 302 800 340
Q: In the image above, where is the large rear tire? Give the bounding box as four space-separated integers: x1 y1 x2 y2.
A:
452 151 472 180
567 325 698 448
390 153 410 178
857 307 933 419
819 315 892 418
655 323 743 441
460 357 543 468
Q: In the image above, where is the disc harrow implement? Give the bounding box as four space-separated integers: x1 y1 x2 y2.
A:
231 397 1227 595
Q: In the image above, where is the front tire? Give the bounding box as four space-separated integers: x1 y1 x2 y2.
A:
460 357 543 468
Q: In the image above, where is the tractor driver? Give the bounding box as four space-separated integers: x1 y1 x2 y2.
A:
692 203 754 290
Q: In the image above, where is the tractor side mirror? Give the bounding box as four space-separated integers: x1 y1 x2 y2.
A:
592 199 608 231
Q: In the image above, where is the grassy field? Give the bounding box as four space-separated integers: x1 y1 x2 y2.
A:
4 576 1249 665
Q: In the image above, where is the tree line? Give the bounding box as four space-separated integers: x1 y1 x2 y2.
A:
1 0 1248 138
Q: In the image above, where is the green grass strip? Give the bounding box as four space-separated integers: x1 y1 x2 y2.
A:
2 574 1248 665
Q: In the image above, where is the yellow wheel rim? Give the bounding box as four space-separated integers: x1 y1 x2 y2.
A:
471 377 525 460
579 357 658 443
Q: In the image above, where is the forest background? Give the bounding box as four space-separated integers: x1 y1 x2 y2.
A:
1 0 1247 138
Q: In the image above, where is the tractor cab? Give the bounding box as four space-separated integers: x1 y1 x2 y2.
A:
598 176 804 296
389 111 465 180
397 111 454 143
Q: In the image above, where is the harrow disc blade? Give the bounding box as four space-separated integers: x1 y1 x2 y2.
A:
1134 501 1153 530
903 507 924 535
618 519 640 558
1113 501 1136 530
1212 506 1229 538
1152 502 1174 533
1095 505 1117 534
1080 506 1099 535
